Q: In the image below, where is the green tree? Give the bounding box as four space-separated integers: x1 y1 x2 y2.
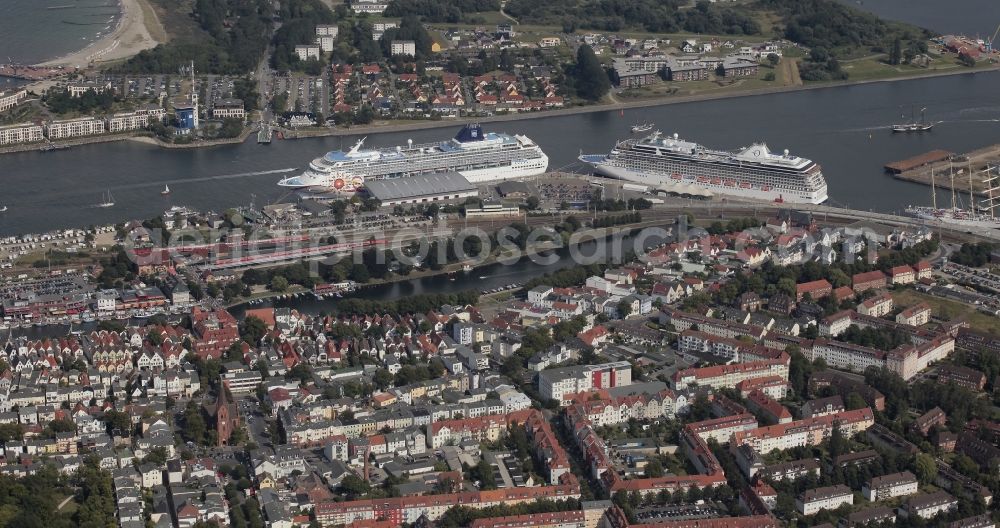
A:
844 392 866 410
338 474 371 499
644 458 664 478
573 45 610 101
912 453 937 484
103 410 132 435
143 447 169 466
74 457 116 527
373 369 394 390
889 37 902 65
241 315 268 345
469 461 496 490
182 402 207 445
270 276 289 292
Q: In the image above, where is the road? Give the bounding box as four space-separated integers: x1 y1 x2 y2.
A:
239 397 273 454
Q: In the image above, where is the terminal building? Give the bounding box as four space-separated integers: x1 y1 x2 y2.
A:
362 172 477 206
211 98 245 120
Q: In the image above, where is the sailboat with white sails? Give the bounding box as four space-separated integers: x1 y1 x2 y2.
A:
905 163 1000 229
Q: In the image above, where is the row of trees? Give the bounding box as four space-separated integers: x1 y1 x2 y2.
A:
836 324 912 351
592 211 642 228
799 47 848 81
383 0 500 23
705 217 764 235
331 290 480 316
864 366 992 430
948 242 995 267
43 88 114 115
504 0 759 35
763 0 927 52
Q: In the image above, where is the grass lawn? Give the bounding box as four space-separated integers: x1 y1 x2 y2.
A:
57 495 78 514
0 104 42 126
839 58 966 81
892 288 1000 335
137 0 169 43
13 249 99 268
618 74 782 100
147 0 212 42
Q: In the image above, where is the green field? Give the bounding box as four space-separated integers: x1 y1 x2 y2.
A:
893 288 1000 335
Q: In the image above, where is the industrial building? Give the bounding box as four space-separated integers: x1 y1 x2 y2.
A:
362 172 478 206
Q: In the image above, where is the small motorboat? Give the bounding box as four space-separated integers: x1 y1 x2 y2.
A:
631 122 654 133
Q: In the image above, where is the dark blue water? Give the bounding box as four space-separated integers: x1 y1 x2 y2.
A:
0 0 122 64
2 70 999 236
838 0 997 36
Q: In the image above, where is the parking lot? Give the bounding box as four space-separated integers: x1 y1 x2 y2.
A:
635 503 727 522
271 73 327 116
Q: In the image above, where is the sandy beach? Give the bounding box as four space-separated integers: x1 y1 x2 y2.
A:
37 0 164 69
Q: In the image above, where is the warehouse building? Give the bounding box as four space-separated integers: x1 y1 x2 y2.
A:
363 172 478 206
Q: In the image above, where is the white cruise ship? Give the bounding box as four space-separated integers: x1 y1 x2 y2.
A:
278 124 548 191
580 131 829 204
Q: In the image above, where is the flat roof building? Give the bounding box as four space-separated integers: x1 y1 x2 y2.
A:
0 122 44 145
362 172 477 206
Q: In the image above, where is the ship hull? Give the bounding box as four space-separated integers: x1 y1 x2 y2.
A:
278 154 549 190
906 208 1000 229
584 159 828 205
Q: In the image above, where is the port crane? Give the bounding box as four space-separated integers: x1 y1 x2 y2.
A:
987 23 1000 57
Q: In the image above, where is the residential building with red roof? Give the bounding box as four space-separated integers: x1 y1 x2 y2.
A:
684 413 758 444
190 306 240 360
795 279 832 301
896 303 931 326
671 356 789 391
736 375 789 400
469 510 586 528
746 390 793 424
832 285 855 303
732 408 874 454
852 270 887 293
914 261 932 280
857 292 893 317
889 265 916 285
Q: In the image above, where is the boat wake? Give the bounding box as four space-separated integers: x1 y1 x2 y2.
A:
110 168 298 191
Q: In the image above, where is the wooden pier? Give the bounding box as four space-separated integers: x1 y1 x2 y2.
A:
888 144 1000 195
884 150 954 174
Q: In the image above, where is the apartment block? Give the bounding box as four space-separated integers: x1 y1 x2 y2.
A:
0 122 44 145
538 361 632 403
45 117 105 139
797 485 853 515
732 408 874 455
863 471 918 501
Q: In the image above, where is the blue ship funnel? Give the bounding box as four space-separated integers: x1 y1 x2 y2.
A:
454 124 485 143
